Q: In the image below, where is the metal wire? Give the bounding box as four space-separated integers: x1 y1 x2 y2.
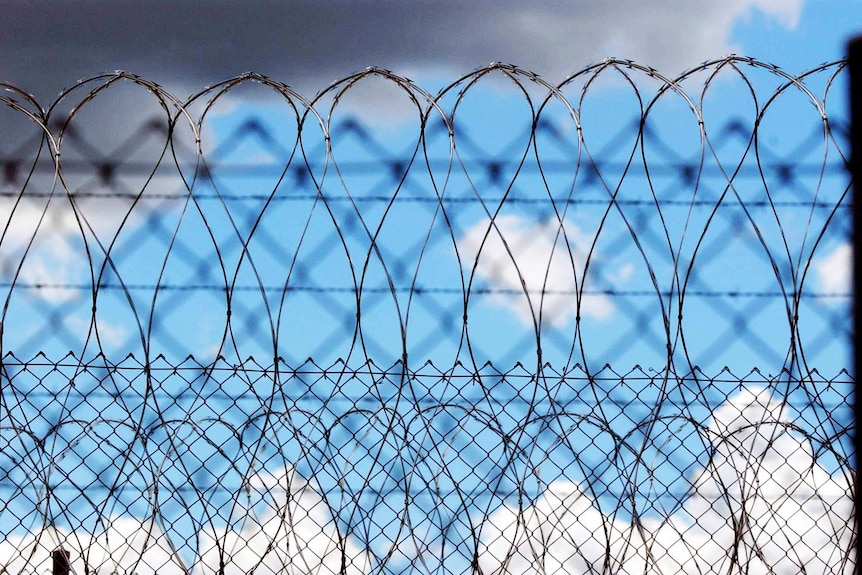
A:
0 57 854 574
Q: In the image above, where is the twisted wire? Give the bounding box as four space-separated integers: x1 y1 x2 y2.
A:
0 57 854 574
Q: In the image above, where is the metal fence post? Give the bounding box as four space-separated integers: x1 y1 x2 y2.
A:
51 547 70 575
848 35 862 574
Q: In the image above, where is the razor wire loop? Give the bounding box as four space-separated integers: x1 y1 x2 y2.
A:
0 57 854 574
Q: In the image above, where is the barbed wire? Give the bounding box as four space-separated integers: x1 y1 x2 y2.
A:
0 57 854 574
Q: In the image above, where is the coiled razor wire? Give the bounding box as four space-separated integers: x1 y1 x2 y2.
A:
0 57 854 574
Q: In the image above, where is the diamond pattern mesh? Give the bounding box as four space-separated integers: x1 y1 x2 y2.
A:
0 59 854 574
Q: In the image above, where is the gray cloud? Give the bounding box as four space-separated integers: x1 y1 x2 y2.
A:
3 0 801 104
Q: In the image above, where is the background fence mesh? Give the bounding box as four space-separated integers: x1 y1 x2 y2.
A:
0 57 854 574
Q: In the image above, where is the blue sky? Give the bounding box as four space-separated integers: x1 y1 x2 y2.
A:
733 0 860 70
0 2 858 574
3 0 855 372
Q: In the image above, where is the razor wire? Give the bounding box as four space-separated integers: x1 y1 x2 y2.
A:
0 57 854 574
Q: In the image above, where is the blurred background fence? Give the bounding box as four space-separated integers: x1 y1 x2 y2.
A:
0 58 855 574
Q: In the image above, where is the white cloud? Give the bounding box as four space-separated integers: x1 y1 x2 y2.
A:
197 466 370 575
0 517 187 575
478 386 854 574
68 315 128 348
459 214 627 326
0 194 82 304
814 242 851 295
745 0 803 29
479 480 632 573
0 467 370 575
0 187 166 305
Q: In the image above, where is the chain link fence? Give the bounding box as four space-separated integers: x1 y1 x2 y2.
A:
0 57 854 574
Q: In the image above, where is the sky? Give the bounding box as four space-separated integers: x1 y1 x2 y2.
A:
0 1 858 574
1 0 859 102
0 0 857 368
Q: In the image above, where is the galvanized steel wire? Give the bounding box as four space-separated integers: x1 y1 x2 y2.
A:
0 57 854 574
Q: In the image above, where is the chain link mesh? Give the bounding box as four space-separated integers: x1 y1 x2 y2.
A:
0 57 854 574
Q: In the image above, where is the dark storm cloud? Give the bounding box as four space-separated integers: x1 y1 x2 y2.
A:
3 0 801 104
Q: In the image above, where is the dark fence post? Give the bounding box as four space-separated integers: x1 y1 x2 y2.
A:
849 35 862 574
51 547 70 575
